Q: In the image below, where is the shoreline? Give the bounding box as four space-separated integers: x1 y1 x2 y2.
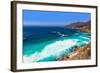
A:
57 43 91 61
58 24 91 61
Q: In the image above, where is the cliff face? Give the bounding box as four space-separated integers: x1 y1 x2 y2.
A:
58 43 91 61
69 43 91 60
65 21 91 33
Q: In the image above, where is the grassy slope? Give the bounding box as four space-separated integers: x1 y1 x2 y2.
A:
69 43 91 60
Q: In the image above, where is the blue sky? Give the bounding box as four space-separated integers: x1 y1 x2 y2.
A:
23 10 91 27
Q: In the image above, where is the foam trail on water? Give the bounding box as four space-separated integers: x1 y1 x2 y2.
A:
80 36 90 40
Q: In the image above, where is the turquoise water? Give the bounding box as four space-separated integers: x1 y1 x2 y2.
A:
23 29 91 63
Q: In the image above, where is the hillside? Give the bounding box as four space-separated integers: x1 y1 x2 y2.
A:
65 21 91 33
57 20 91 61
58 43 91 61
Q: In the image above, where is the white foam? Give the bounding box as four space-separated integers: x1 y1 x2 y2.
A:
83 41 90 44
80 36 90 40
23 39 78 63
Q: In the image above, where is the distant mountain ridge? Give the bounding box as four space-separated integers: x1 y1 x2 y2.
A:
65 20 91 33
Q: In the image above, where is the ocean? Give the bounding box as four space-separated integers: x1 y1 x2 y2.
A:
23 26 91 63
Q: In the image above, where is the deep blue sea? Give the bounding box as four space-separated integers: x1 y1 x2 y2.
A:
23 26 91 63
